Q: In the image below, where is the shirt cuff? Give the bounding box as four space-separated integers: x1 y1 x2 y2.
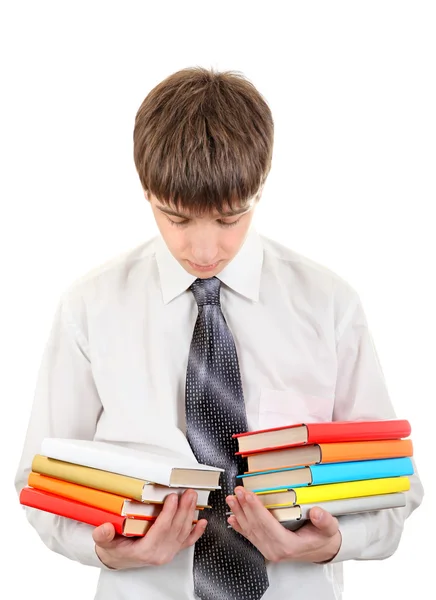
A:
69 521 113 570
330 514 369 563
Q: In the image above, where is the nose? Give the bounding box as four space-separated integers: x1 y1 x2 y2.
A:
190 232 219 265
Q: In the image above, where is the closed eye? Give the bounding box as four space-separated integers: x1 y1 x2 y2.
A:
166 216 242 228
166 217 190 227
216 218 241 228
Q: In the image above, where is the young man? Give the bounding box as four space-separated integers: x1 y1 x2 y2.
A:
15 67 423 600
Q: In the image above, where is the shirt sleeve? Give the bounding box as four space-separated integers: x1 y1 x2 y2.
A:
14 293 109 569
329 292 424 563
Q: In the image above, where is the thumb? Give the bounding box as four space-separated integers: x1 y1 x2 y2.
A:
309 507 339 537
92 522 116 547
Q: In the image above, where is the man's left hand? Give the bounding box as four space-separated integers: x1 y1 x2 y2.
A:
226 486 342 563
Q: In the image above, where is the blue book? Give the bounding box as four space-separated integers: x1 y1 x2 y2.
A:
237 457 414 493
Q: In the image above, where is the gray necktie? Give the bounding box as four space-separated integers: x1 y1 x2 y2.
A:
185 277 269 600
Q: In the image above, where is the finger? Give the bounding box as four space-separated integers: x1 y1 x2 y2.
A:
309 507 339 537
239 489 288 541
157 493 179 523
226 491 250 531
181 518 208 549
92 522 117 548
171 490 198 540
232 488 274 528
244 489 272 513
143 493 179 540
227 515 243 535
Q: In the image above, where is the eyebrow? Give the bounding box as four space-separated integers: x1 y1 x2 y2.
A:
156 205 251 218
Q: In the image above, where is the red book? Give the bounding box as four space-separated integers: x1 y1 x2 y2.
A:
19 487 154 537
233 419 411 455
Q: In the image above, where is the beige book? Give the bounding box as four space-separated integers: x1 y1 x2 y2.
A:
32 455 213 507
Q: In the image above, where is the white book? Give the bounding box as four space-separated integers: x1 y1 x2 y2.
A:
273 492 407 531
41 438 223 489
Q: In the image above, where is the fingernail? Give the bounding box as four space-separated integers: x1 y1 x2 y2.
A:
235 489 244 500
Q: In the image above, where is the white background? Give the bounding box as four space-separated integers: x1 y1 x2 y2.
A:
1 1 434 598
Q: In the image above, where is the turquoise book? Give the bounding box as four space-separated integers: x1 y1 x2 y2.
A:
237 456 414 493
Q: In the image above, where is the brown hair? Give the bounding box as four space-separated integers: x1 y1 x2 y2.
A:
133 67 274 214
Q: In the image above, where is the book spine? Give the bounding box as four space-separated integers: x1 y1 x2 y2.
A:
319 439 413 463
310 457 414 486
28 472 126 515
298 492 407 520
32 455 145 501
293 476 411 504
277 491 407 532
19 487 126 535
306 420 411 443
40 440 171 486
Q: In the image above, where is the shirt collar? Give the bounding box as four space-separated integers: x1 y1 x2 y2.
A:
154 226 264 304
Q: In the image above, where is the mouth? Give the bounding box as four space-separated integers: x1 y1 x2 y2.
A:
187 260 221 272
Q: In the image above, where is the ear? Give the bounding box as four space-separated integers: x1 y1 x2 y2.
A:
143 190 151 202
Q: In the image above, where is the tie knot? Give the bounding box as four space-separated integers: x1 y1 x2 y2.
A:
190 277 221 306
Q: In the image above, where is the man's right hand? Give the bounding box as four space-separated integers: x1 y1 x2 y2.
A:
92 489 207 570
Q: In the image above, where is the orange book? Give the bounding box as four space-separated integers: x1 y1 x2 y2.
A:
28 472 200 519
245 439 413 473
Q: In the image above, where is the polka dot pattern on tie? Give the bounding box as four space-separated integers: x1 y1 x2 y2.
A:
185 277 269 600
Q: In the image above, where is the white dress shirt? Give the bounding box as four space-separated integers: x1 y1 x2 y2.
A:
14 226 423 600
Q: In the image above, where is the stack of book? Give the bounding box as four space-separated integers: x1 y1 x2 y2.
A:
19 438 223 537
232 419 414 530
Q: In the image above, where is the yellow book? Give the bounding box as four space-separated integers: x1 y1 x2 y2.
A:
256 476 411 508
31 455 212 507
